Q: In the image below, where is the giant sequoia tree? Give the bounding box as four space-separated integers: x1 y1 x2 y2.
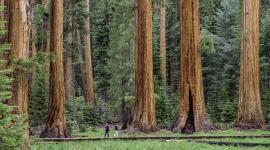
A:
171 0 214 133
236 0 265 129
83 0 96 107
7 0 30 147
129 0 158 132
160 0 166 83
41 0 70 138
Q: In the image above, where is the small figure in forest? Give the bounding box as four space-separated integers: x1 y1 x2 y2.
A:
113 125 119 137
104 125 110 138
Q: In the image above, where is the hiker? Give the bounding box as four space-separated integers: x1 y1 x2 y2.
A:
104 125 110 138
113 125 119 137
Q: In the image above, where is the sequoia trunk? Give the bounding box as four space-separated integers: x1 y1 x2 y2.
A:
41 0 70 138
7 0 30 148
129 0 158 132
171 0 214 133
83 0 96 107
160 0 166 83
236 0 265 129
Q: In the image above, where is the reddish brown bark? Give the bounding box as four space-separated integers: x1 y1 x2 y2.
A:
171 0 214 133
160 0 166 83
41 0 70 138
7 0 30 148
83 0 96 107
236 0 265 129
129 0 158 132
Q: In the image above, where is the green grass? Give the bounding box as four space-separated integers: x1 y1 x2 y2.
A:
205 138 270 143
30 140 270 150
73 128 270 138
31 129 270 150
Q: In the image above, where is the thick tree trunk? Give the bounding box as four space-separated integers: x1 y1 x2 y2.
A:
160 0 166 83
7 0 30 148
171 0 214 134
41 0 70 138
129 0 158 132
236 0 265 129
83 0 96 107
64 21 75 101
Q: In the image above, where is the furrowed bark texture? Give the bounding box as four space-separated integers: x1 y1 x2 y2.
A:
171 0 214 133
83 0 96 107
41 0 70 138
8 0 30 148
129 0 158 132
236 0 265 129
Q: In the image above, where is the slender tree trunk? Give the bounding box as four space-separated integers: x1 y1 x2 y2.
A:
8 0 30 148
160 0 166 84
236 0 265 129
171 0 214 134
64 21 75 101
129 0 158 132
83 0 96 107
41 0 70 138
77 30 86 92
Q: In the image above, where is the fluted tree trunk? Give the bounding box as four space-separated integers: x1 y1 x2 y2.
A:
160 0 166 83
7 0 30 148
236 0 265 129
83 0 96 107
171 0 214 134
41 0 70 138
129 0 158 132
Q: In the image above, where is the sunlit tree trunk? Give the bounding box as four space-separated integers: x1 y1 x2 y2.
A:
41 0 70 138
8 0 30 148
129 0 158 132
171 0 214 134
160 0 166 84
236 0 265 129
83 0 96 107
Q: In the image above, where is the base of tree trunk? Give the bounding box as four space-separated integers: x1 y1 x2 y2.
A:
40 126 71 138
127 123 159 133
171 118 215 134
235 121 266 130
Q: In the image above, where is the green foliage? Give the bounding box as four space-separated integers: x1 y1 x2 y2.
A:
29 53 49 127
221 101 237 123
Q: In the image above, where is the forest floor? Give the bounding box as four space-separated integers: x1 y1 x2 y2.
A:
31 129 270 150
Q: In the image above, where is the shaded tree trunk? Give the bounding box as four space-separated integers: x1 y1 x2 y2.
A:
7 0 30 148
64 20 75 101
236 0 265 129
83 0 96 107
171 0 214 133
160 0 166 84
129 0 158 132
41 0 70 138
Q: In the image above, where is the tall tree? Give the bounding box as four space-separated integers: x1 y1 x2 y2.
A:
236 0 265 129
129 0 158 132
7 0 30 148
64 20 75 101
171 0 214 133
83 0 96 107
41 0 70 138
160 0 166 83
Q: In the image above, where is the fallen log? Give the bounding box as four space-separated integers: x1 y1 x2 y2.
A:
194 140 270 147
